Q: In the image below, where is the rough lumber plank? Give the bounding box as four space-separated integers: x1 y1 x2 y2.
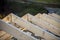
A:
0 31 6 37
43 14 60 23
0 20 36 40
35 13 60 28
48 13 60 20
2 13 12 23
5 36 13 40
22 14 28 20
22 13 60 36
5 13 60 40
0 33 11 40
42 13 60 23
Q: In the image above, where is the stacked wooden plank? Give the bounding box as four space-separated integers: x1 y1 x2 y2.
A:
0 20 37 40
0 30 13 40
22 13 60 36
0 13 60 40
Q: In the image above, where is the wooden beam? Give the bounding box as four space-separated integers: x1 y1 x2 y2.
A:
2 13 12 23
41 13 60 23
35 13 60 29
44 14 60 23
0 20 36 40
0 31 12 40
22 13 60 36
48 13 60 20
0 31 6 37
4 13 60 40
0 33 11 40
5 36 13 40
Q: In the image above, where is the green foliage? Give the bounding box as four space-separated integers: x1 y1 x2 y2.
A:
3 1 48 17
21 3 48 15
35 0 60 3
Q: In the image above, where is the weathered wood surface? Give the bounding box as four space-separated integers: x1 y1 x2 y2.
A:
22 13 60 36
43 13 60 23
0 31 6 37
35 13 60 28
48 13 60 20
2 13 12 23
0 33 11 40
0 30 13 40
5 36 13 40
3 13 60 40
0 20 36 40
